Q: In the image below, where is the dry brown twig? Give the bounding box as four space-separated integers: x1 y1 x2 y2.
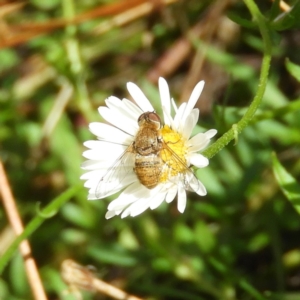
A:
0 0 177 48
0 0 143 48
61 259 143 300
0 161 48 300
93 0 177 35
0 1 24 18
147 0 290 85
179 0 233 104
41 80 74 139
146 0 234 83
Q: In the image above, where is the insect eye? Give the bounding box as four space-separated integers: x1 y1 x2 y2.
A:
137 112 161 127
137 113 147 125
147 112 161 124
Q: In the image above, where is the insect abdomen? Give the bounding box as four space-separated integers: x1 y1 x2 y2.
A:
135 154 162 189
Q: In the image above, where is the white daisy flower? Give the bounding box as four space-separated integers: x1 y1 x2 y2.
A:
81 77 217 219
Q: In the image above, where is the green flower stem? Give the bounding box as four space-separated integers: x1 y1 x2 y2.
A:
0 185 81 275
62 0 94 121
202 0 272 159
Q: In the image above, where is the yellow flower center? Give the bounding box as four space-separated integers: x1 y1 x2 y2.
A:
159 125 187 182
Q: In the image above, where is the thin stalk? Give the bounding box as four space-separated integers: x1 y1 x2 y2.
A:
62 0 94 121
0 161 48 300
0 185 81 275
202 0 273 159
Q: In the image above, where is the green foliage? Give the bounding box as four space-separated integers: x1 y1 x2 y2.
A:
270 1 300 30
272 153 300 214
285 59 300 82
1 0 300 299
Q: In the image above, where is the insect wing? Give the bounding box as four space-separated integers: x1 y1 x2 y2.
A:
161 142 205 195
182 168 206 195
95 145 136 199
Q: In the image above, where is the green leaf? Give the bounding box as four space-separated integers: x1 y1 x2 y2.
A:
272 153 300 214
270 1 300 30
227 12 256 29
286 58 300 82
61 203 96 229
88 245 137 266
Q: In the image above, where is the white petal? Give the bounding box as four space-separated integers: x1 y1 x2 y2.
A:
189 153 209 168
173 103 186 131
120 185 163 217
130 200 152 217
122 98 143 117
108 182 147 210
149 189 166 210
205 129 218 139
84 140 126 151
81 158 122 173
171 98 178 113
81 169 102 181
177 184 187 213
162 105 174 129
104 96 122 109
182 109 199 139
99 106 138 136
127 82 154 112
81 160 107 170
120 209 131 218
187 133 210 152
84 177 101 189
89 122 132 145
105 96 141 121
105 210 117 219
88 172 137 200
87 185 124 200
95 170 136 198
159 77 171 126
82 143 126 160
83 172 105 187
165 185 177 203
189 177 207 196
181 81 204 123
82 149 136 199
121 197 150 218
104 97 140 124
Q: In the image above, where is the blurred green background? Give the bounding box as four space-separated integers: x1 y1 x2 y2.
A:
1 0 300 299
